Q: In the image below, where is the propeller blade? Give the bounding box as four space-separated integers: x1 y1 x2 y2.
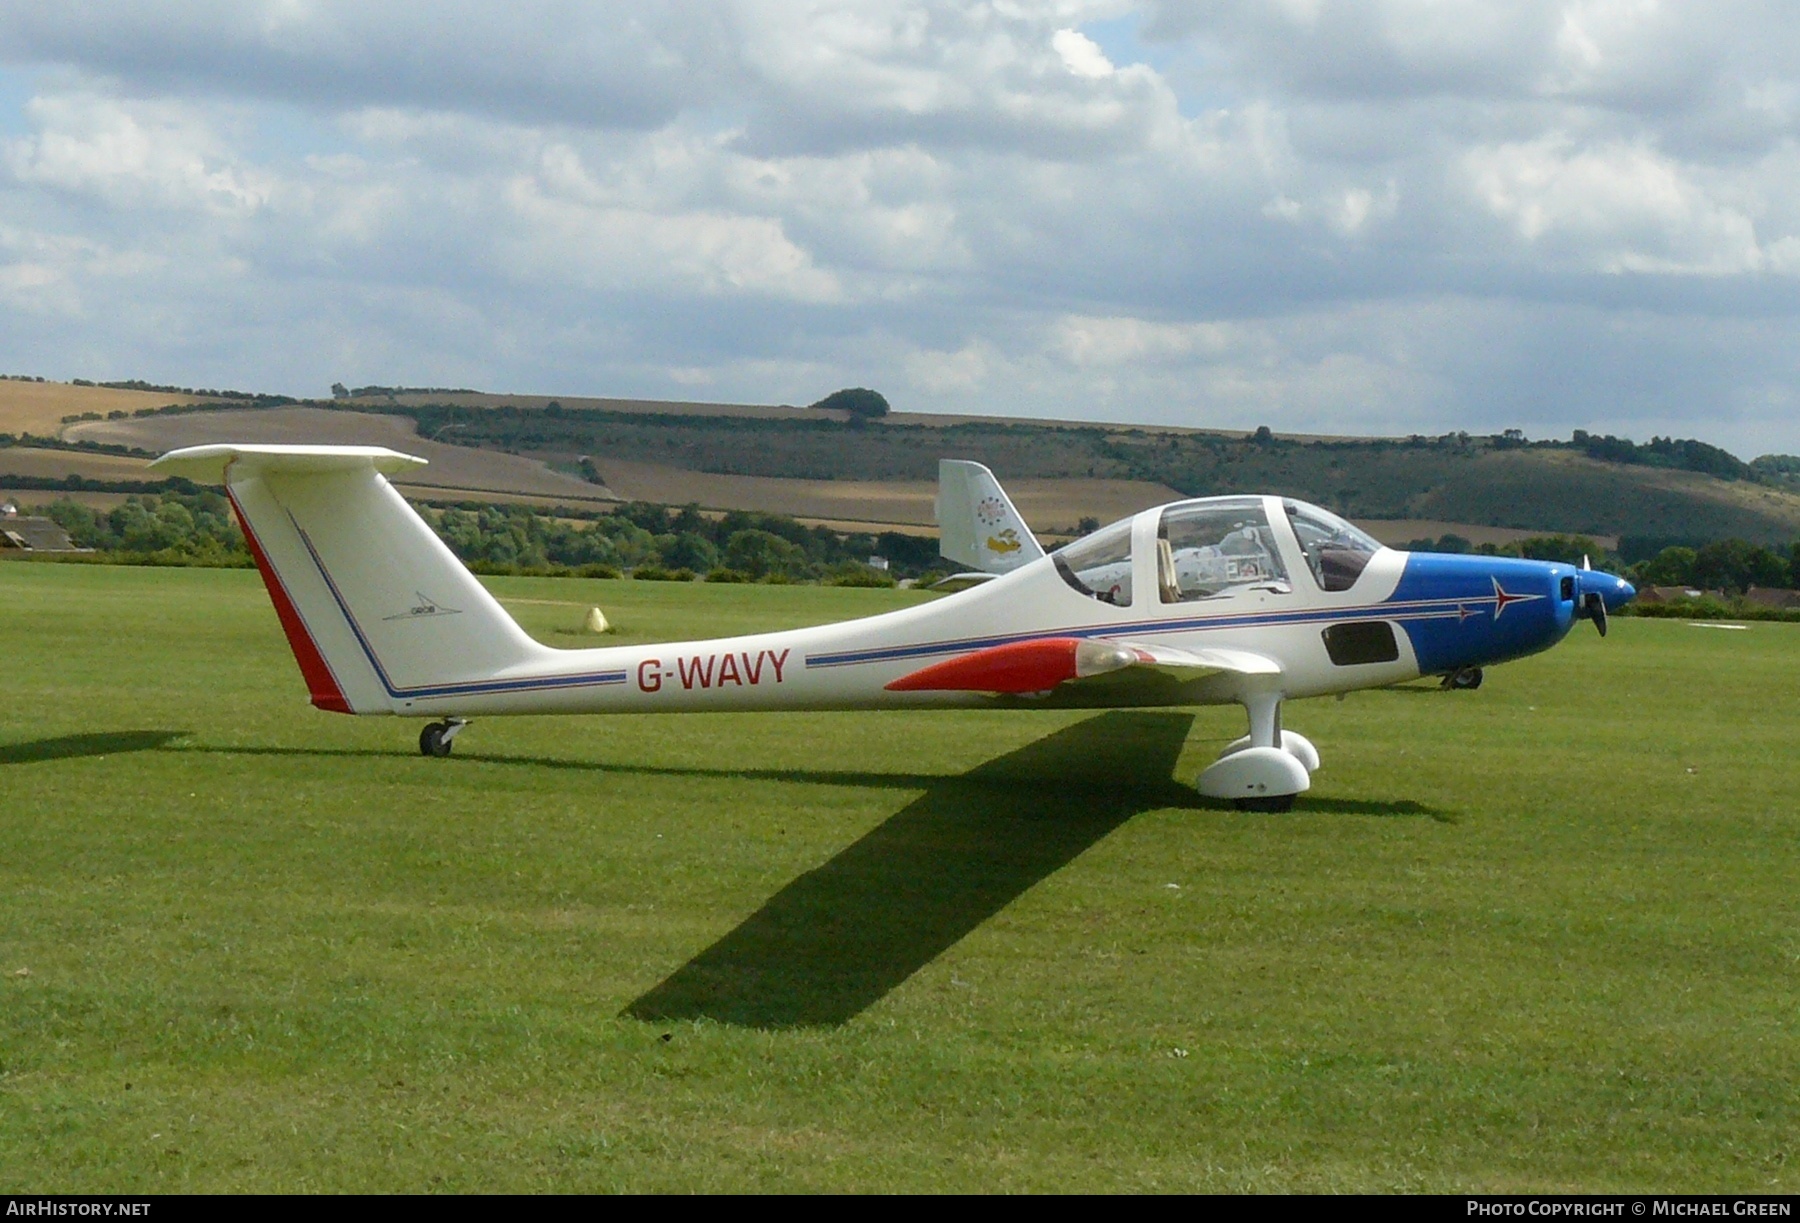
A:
1582 590 1608 637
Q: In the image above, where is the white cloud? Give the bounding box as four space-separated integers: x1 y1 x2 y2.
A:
904 339 995 393
4 93 273 214
1466 135 1771 274
501 175 842 302
1053 29 1115 78
1330 182 1398 235
1053 315 1242 365
0 247 74 316
1262 194 1302 221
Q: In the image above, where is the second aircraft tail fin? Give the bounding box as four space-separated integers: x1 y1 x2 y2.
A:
935 459 1045 575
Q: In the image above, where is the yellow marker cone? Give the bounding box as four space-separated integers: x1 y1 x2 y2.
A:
584 607 610 634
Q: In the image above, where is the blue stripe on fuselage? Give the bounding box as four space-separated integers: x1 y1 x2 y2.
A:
1388 553 1578 675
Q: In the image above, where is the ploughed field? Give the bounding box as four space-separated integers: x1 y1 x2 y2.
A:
2 563 1796 1192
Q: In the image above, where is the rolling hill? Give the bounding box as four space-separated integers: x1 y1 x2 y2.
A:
9 380 1800 549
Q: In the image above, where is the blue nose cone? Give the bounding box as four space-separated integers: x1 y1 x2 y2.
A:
1580 569 1636 611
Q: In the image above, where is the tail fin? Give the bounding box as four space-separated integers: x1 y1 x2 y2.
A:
152 444 551 714
935 459 1045 574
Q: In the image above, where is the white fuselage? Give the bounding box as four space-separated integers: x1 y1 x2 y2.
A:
377 498 1416 718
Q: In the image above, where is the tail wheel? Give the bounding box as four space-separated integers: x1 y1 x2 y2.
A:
419 722 454 757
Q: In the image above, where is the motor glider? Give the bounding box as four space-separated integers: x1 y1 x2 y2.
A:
150 446 1635 812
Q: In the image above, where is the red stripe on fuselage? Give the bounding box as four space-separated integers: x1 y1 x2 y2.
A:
228 489 353 714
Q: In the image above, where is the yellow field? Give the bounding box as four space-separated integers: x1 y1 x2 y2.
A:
0 447 154 480
597 457 1183 529
0 488 135 512
0 380 208 437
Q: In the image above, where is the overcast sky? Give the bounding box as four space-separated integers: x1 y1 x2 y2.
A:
3 2 1800 458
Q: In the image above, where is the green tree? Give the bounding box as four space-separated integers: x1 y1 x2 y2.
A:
808 387 890 419
615 501 672 535
670 503 708 535
109 499 185 552
1515 535 1600 565
1640 546 1697 587
40 501 105 547
661 531 719 573
1746 544 1790 589
1690 539 1786 593
724 529 807 579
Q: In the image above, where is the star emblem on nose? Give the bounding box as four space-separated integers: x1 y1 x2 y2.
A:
1490 576 1544 619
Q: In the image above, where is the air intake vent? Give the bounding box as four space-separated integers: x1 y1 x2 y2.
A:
1322 621 1399 666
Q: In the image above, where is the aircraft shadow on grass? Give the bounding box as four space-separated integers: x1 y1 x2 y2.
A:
172 741 1446 824
624 710 1200 1030
161 722 1444 1030
0 729 188 765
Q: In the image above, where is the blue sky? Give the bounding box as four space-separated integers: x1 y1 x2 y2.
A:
4 1 1800 459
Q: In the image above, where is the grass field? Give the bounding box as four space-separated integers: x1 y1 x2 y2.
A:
2 564 1797 1192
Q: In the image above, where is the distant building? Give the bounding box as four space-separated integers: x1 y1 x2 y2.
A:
0 515 83 554
1744 586 1800 610
1636 585 1706 605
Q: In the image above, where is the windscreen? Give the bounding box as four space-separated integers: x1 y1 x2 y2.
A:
1283 500 1382 592
1052 518 1134 606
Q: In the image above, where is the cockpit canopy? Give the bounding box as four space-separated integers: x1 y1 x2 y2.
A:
1050 495 1383 605
1052 516 1135 606
1281 499 1382 592
1157 497 1287 601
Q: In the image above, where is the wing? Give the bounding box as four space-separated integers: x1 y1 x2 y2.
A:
884 636 1280 696
926 571 999 594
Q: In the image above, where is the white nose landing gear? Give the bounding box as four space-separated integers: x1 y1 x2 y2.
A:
1197 691 1314 813
419 719 469 758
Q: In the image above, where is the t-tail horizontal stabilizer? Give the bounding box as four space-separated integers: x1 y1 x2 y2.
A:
936 459 1045 575
150 444 553 715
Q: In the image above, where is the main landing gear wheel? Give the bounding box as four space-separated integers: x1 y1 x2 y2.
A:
1197 691 1311 813
419 719 468 757
1441 666 1484 691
